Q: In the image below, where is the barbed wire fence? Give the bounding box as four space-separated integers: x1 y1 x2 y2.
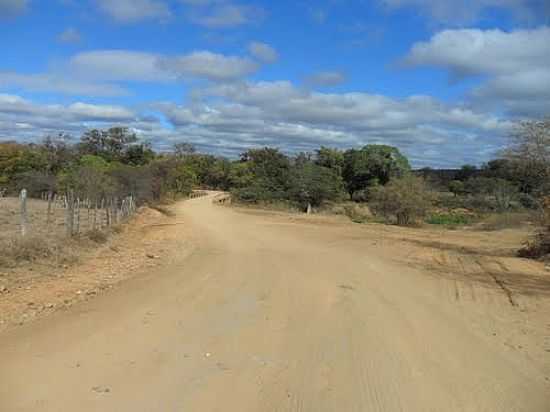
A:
12 189 137 239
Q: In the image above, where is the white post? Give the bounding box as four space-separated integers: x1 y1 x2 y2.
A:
20 189 28 237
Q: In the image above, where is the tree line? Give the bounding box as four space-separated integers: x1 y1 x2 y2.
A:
1 119 549 219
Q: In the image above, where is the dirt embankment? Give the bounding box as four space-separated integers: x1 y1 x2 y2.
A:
0 206 192 333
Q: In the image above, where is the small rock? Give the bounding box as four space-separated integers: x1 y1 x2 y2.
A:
545 265 550 272
146 254 160 259
205 352 212 358
76 290 82 295
92 386 110 394
0 285 8 294
86 290 97 296
46 303 55 309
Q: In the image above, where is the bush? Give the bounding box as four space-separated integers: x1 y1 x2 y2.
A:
370 175 433 226
5 236 53 262
479 213 529 231
88 229 109 243
519 196 550 259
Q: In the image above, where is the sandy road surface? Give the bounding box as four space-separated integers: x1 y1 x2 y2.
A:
1 194 549 411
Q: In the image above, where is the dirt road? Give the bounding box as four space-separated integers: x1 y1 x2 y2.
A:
1 194 549 411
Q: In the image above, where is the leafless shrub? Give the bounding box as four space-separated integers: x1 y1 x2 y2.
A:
370 175 433 226
88 229 109 243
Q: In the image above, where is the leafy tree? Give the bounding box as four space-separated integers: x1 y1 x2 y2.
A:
289 163 344 212
229 162 254 189
315 146 344 174
58 155 116 201
448 180 465 197
238 148 291 200
342 145 410 198
123 142 155 166
455 164 478 181
169 163 197 196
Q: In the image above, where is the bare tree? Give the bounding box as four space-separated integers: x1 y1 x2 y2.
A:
173 142 196 158
504 118 550 196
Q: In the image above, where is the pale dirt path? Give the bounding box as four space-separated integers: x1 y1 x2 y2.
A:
1 194 549 411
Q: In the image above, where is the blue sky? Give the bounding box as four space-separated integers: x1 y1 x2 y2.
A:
0 0 549 167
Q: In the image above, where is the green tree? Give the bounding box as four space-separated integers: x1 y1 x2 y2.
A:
289 163 344 212
342 145 410 198
448 180 465 197
238 148 291 200
315 146 344 174
455 164 478 181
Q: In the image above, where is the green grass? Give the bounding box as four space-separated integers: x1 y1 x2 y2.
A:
426 213 472 226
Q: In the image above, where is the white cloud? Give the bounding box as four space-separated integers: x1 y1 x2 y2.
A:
159 51 259 81
0 49 263 97
57 27 82 44
380 0 548 25
0 72 128 96
161 80 513 166
95 0 171 23
304 71 347 87
70 50 171 82
404 27 550 77
0 93 143 142
248 42 278 63
0 0 27 18
404 27 550 116
188 3 265 28
0 82 513 167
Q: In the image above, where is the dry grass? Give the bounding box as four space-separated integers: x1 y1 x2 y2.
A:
0 197 117 269
149 204 176 217
478 212 532 231
0 234 80 268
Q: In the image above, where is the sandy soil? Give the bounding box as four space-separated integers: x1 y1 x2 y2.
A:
0 206 192 333
1 193 549 411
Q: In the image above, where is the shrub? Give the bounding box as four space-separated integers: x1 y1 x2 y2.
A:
519 196 550 259
88 229 109 243
370 175 433 226
7 236 53 262
479 213 529 231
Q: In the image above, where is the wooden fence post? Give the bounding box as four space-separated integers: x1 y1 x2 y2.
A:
65 191 74 236
20 189 28 237
46 192 53 225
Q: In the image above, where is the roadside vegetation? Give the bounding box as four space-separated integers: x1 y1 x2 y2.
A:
1 118 549 261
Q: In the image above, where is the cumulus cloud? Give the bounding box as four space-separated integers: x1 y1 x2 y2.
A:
404 27 550 116
159 51 259 82
248 42 278 63
161 80 513 166
0 93 145 142
57 27 82 44
380 0 549 25
95 0 171 23
188 3 266 28
70 50 171 82
0 81 513 167
304 71 347 87
0 72 128 96
0 0 27 18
